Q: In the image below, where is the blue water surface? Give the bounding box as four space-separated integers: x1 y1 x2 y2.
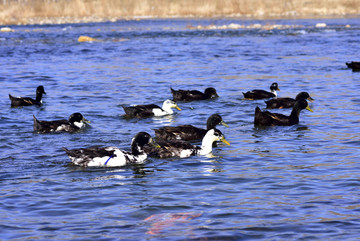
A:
1 18 360 240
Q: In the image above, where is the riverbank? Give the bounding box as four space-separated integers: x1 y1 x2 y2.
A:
1 0 359 25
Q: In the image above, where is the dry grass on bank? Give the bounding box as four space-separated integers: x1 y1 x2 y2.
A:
0 0 359 25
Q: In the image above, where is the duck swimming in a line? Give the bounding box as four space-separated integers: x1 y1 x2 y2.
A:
265 92 314 109
63 132 156 167
243 82 279 100
33 113 90 133
254 99 313 126
154 114 229 141
9 85 46 107
123 99 181 118
171 87 219 101
144 129 230 158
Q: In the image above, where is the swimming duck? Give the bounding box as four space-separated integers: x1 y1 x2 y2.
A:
123 99 181 118
154 114 229 141
144 129 230 158
171 87 219 101
254 99 313 126
265 92 314 109
243 82 279 100
63 132 156 167
346 61 360 70
9 85 46 107
33 112 90 133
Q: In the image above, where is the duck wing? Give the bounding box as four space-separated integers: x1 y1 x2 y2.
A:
155 125 207 141
63 146 117 166
33 115 70 132
265 97 295 109
171 88 205 101
243 90 275 100
123 104 161 118
144 139 198 158
9 95 39 106
255 107 289 126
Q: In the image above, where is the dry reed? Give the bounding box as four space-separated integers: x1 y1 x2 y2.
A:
0 0 359 25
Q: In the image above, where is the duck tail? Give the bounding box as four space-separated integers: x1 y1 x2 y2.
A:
254 106 262 126
33 115 41 131
62 147 71 154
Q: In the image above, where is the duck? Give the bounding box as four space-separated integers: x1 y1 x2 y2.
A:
144 129 230 158
33 112 90 133
63 132 156 167
243 82 279 100
154 114 229 141
265 92 314 109
254 99 313 126
171 87 219 101
9 85 46 107
346 61 360 70
122 99 181 118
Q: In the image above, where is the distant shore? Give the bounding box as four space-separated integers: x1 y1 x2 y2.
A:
1 0 359 26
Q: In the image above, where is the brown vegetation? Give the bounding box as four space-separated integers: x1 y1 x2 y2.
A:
0 0 359 25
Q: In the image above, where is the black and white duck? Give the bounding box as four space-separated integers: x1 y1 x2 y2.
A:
33 112 90 133
171 87 219 101
154 114 229 141
63 132 156 167
123 99 181 118
346 61 360 70
265 92 314 109
9 85 46 107
243 82 279 100
144 129 230 158
254 99 313 126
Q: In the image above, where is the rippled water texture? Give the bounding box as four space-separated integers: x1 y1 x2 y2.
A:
1 18 360 240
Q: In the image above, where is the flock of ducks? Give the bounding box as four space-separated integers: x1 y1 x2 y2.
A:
9 83 314 168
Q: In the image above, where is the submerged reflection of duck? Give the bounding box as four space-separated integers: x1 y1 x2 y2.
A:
255 99 313 126
144 212 202 235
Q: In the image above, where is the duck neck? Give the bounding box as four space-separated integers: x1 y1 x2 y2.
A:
289 108 301 124
73 121 85 129
36 92 43 102
161 104 173 114
199 136 214 155
206 120 216 130
270 89 277 97
131 142 144 156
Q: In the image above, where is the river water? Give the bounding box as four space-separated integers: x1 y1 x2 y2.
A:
1 18 360 240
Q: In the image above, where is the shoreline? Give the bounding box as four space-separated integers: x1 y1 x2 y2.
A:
1 14 359 27
1 0 359 26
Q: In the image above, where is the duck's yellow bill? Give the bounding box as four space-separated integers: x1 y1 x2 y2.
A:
221 138 230 146
83 118 91 123
175 106 181 111
306 106 314 112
